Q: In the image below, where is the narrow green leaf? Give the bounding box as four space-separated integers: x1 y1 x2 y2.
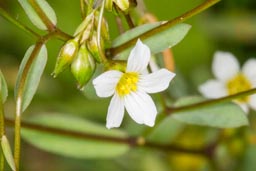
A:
146 117 184 144
15 44 47 113
0 70 8 103
18 0 57 30
1 135 16 171
112 22 162 47
171 96 248 128
112 22 191 59
21 114 130 159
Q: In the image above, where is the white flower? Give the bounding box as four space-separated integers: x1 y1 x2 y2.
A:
93 39 176 129
199 51 256 113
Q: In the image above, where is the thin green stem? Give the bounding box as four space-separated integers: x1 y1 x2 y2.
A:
86 0 94 15
54 28 73 41
14 42 45 171
0 6 72 42
124 13 135 28
80 0 86 18
167 88 256 113
4 118 209 156
28 0 55 31
96 0 108 64
0 6 40 38
107 0 221 57
13 115 20 171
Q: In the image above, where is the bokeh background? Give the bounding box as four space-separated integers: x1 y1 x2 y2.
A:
1 0 256 170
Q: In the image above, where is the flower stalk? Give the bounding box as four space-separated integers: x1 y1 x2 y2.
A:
0 6 40 38
96 0 108 64
14 41 45 171
4 117 212 156
107 0 221 57
167 88 256 114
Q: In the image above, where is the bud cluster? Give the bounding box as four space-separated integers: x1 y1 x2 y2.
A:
52 10 110 89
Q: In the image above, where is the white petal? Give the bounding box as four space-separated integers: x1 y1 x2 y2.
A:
199 80 227 98
138 69 175 94
106 93 125 129
124 91 157 127
93 70 122 97
212 51 240 81
242 59 256 86
126 39 151 73
249 94 256 111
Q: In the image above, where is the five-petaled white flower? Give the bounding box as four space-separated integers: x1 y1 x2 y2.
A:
93 39 175 129
199 51 256 113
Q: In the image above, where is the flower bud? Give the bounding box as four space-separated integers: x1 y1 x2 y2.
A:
87 31 104 63
52 39 79 77
105 0 113 11
113 0 129 12
71 44 96 89
80 20 94 44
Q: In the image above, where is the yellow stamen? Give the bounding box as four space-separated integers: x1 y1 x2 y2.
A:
226 73 252 102
116 72 139 96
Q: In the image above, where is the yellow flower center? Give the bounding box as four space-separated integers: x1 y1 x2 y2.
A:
116 72 139 96
226 73 252 102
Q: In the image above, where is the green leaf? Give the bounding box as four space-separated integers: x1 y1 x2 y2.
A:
112 22 162 47
15 44 47 113
146 117 184 144
171 96 248 128
112 22 191 59
18 0 57 30
1 135 16 171
0 70 8 103
21 114 130 159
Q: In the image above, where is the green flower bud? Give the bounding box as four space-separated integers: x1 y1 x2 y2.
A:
113 0 129 12
52 39 79 77
80 20 94 44
71 44 96 89
105 0 113 11
87 31 104 63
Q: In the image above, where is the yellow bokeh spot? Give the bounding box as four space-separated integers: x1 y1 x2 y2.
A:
169 153 208 171
226 73 252 102
116 72 139 96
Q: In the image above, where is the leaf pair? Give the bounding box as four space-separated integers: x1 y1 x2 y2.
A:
18 0 57 30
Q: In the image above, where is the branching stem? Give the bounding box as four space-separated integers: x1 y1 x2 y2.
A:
167 88 256 113
107 0 221 57
0 6 40 38
5 118 212 156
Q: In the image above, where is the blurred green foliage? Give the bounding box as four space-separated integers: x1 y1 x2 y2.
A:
1 0 256 171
